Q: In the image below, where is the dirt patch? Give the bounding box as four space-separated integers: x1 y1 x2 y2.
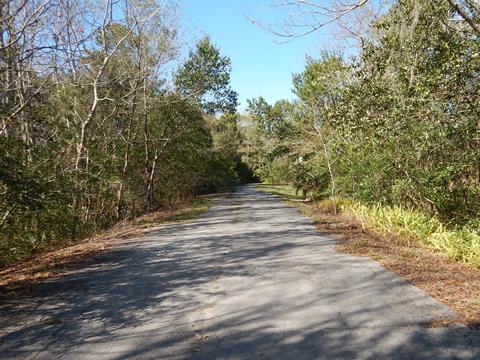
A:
0 198 213 298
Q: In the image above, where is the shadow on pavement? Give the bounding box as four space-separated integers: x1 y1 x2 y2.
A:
0 186 478 359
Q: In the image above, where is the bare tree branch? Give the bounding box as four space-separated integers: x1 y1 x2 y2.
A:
447 0 480 35
246 0 370 39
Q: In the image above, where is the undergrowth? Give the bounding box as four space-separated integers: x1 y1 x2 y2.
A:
341 201 480 269
257 184 480 269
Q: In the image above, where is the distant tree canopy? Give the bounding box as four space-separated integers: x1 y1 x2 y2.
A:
175 36 239 115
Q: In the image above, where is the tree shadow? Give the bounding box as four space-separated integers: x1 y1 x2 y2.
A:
0 185 478 359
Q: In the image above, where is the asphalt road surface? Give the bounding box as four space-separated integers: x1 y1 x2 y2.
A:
0 185 478 359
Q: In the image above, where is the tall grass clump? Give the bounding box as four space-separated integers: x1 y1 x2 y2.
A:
341 202 480 268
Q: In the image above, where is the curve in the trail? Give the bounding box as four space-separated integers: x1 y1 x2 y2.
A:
0 185 478 359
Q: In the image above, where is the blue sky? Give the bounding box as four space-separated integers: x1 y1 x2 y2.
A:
179 0 333 110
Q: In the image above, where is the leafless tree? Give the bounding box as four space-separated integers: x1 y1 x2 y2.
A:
250 0 479 42
247 0 392 53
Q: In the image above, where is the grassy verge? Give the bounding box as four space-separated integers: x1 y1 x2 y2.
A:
255 184 298 200
256 183 480 327
0 196 214 295
341 201 480 268
134 198 211 227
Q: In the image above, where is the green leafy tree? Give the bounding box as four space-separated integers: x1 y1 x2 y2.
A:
248 0 480 225
175 36 238 114
0 2 239 266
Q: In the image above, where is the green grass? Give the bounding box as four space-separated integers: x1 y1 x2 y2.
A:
256 184 298 200
367 250 383 261
163 199 210 222
350 237 368 251
135 198 211 227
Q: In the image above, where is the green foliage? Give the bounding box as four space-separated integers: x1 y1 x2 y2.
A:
247 97 295 137
175 36 239 114
0 9 241 265
248 0 479 265
256 184 298 200
134 198 211 227
343 201 480 268
207 113 256 188
249 0 479 221
0 138 75 264
241 97 297 184
292 53 347 104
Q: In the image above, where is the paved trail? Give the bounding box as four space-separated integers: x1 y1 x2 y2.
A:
1 185 478 359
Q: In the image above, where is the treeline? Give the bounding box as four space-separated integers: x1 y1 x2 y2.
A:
243 0 479 228
0 1 245 265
